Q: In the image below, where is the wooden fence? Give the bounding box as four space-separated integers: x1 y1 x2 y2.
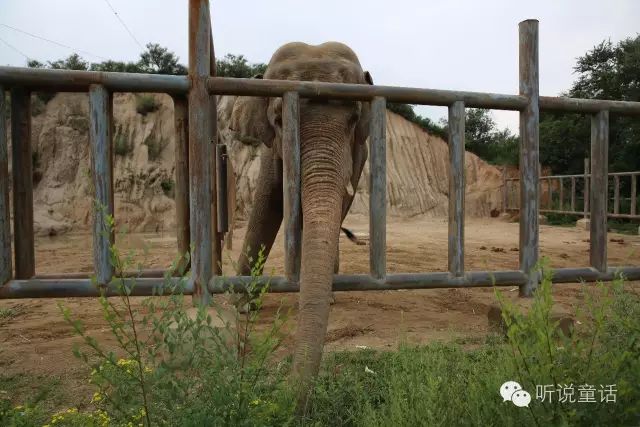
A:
1 0 640 302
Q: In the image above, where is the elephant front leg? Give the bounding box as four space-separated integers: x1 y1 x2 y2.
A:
235 153 283 311
238 153 283 275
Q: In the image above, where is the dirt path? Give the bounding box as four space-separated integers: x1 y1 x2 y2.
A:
1 216 638 407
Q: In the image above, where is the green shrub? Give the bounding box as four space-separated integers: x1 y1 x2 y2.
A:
143 133 167 160
53 214 294 425
114 131 133 157
135 94 160 116
160 177 174 198
31 95 46 117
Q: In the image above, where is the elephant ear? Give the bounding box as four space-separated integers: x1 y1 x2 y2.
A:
342 71 374 221
229 74 274 147
354 71 374 146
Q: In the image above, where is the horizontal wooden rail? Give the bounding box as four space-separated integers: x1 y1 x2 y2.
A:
0 277 190 299
209 266 640 294
2 266 638 299
0 66 189 94
208 77 527 109
1 67 640 115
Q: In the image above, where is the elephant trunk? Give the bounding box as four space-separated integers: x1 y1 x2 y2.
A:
292 120 347 412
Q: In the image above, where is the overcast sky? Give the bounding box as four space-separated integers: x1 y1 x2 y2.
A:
1 0 638 132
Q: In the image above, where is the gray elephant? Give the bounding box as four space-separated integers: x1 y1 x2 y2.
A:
229 41 372 407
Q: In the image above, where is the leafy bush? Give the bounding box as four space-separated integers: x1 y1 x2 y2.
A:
143 133 167 161
160 178 174 198
7 230 640 426
53 216 293 425
31 95 46 117
113 127 133 157
135 95 160 116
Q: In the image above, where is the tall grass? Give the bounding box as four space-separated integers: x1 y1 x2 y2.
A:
1 217 638 426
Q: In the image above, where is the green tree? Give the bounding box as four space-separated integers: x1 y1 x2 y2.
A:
138 43 187 75
540 35 640 174
47 53 89 71
386 103 447 139
215 54 267 78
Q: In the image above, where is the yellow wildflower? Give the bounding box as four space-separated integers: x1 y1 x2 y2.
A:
91 392 103 403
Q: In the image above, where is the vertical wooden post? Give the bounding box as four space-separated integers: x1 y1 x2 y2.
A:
216 144 229 234
448 101 465 277
613 175 620 215
188 0 213 305
502 167 508 212
590 110 608 272
584 158 590 218
225 160 235 250
0 87 11 285
631 174 637 216
547 178 552 209
518 19 540 297
282 91 301 284
559 177 564 211
172 96 190 273
370 96 387 280
10 87 35 279
571 177 576 212
89 84 114 285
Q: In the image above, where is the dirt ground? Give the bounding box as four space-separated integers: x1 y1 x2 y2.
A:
1 216 639 406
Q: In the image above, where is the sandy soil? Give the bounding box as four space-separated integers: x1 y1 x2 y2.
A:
1 216 638 406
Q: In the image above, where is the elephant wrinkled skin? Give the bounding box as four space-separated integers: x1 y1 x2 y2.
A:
228 41 373 409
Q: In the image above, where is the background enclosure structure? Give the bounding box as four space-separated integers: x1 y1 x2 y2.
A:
1 0 640 303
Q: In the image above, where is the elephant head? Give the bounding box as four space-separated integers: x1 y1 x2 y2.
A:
229 42 373 407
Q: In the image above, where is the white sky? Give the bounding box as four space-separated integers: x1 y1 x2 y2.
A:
1 0 639 132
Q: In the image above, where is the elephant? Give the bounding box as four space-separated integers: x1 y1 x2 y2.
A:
228 41 373 408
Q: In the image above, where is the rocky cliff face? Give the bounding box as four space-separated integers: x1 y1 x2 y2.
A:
7 93 502 236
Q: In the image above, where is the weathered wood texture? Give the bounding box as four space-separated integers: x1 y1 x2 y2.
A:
613 175 620 215
632 175 637 216
518 19 540 297
584 158 590 218
590 111 609 272
10 87 35 279
216 144 228 233
448 101 465 277
282 91 301 284
209 266 640 294
559 177 564 210
89 85 114 285
172 96 190 272
0 87 11 285
571 177 576 211
0 66 189 94
369 97 387 279
188 0 213 305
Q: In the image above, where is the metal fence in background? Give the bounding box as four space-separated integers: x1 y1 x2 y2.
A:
1 0 640 303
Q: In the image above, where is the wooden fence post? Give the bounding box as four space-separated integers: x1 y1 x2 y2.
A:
584 158 590 219
0 87 11 285
369 96 387 280
11 87 35 279
172 96 190 273
188 0 214 305
89 84 114 285
590 111 608 272
282 91 301 284
518 19 540 297
448 100 465 277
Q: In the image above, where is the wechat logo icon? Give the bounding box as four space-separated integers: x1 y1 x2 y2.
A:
500 381 532 407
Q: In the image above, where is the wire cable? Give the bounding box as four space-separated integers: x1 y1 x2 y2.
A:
102 0 144 50
0 23 108 60
0 34 31 60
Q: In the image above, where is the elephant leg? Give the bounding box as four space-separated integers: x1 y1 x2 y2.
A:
238 151 283 275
